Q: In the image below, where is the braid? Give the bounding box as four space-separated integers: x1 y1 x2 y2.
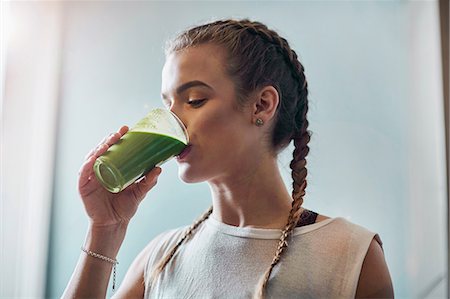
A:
149 206 213 285
235 21 310 299
166 19 311 298
222 19 309 143
254 99 310 299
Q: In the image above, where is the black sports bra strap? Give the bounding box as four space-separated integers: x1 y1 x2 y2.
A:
296 209 318 227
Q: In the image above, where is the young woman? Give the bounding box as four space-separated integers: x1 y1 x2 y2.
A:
64 19 394 298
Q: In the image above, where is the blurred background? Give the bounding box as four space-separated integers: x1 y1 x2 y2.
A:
1 0 448 298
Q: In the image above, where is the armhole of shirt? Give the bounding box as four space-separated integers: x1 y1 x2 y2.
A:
373 233 383 249
348 231 382 297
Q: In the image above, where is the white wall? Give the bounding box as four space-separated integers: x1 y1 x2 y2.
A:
1 1 446 298
1 1 63 298
406 3 447 297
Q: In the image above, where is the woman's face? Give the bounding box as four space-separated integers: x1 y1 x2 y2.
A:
161 44 261 183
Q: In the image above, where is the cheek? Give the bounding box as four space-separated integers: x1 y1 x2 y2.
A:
200 107 245 141
179 108 252 182
197 110 250 159
194 105 231 136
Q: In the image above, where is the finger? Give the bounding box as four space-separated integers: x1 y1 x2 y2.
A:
78 144 109 180
84 136 110 160
78 155 97 189
95 126 129 156
105 125 128 146
104 132 121 147
103 126 128 148
84 126 128 160
94 143 110 158
129 167 162 201
79 172 102 196
118 125 129 136
89 132 118 159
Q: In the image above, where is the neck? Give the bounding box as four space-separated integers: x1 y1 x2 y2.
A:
207 154 296 229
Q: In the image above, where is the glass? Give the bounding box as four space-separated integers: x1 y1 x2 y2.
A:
93 108 189 193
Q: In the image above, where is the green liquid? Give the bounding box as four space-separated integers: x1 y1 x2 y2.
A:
94 131 186 193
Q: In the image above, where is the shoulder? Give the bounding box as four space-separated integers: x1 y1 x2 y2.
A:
303 213 394 297
319 217 393 297
313 214 374 239
355 237 394 298
112 226 188 298
329 218 393 297
144 226 190 261
296 211 375 243
151 226 189 246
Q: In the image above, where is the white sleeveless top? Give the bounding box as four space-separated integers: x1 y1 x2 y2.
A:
143 216 380 299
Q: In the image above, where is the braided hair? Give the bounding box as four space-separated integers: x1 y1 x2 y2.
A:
151 19 311 299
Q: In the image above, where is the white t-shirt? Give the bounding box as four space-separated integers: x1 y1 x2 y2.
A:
143 216 380 299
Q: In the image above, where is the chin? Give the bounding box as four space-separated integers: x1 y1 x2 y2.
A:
177 164 206 183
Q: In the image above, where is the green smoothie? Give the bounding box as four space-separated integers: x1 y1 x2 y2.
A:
94 131 186 193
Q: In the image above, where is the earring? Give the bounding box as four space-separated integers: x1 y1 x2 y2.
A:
255 118 264 127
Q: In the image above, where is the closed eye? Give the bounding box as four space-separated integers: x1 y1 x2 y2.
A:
188 99 206 107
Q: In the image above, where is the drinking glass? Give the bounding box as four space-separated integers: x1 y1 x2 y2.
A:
93 108 188 193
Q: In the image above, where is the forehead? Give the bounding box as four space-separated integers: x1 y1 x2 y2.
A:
161 44 229 92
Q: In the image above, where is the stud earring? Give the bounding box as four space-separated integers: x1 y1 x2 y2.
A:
255 118 264 127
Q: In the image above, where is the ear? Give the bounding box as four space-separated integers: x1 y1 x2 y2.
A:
252 85 279 124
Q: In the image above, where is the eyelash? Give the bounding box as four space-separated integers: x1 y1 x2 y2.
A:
187 99 206 107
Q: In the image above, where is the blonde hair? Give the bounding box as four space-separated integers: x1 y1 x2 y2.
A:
151 19 311 298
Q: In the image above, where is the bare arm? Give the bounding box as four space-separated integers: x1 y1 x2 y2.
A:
62 224 127 299
111 241 155 299
355 238 394 298
62 126 161 298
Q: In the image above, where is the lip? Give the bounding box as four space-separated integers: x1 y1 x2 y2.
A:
176 144 192 161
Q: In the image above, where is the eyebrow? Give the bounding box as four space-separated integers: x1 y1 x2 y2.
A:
161 80 213 100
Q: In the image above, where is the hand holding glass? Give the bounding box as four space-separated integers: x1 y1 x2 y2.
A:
93 108 189 193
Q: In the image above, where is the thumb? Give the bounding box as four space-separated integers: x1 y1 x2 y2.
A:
129 167 162 201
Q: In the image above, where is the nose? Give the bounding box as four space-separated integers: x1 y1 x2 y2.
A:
169 107 188 131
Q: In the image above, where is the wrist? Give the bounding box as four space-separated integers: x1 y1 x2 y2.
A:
84 223 128 258
89 221 129 234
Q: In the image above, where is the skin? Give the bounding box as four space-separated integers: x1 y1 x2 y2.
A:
160 44 294 229
62 125 162 299
63 43 393 298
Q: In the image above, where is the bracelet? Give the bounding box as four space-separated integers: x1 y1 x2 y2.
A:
81 246 119 292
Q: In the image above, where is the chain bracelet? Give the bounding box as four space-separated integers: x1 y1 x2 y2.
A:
81 246 119 292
